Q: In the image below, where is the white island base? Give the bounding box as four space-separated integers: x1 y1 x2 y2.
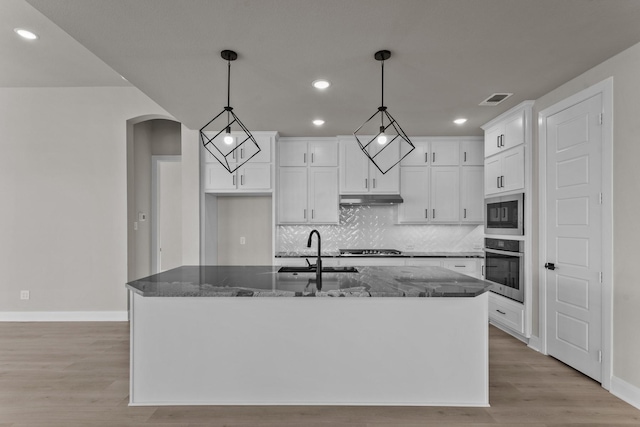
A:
129 292 488 406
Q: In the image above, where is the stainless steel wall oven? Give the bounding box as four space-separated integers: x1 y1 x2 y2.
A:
485 193 524 235
484 238 524 303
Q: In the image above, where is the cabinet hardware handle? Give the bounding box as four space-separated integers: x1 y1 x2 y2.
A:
454 265 465 268
425 153 428 163
497 176 501 188
365 178 368 189
233 175 236 186
241 175 244 185
432 152 435 163
501 135 505 147
241 148 244 159
500 175 504 188
482 265 484 276
232 150 236 160
464 208 467 218
304 209 307 219
496 309 506 315
425 209 428 219
312 209 315 219
303 153 306 164
464 152 467 163
373 178 376 188
311 153 314 163
432 209 435 219
497 136 500 148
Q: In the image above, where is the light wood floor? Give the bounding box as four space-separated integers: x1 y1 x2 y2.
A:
0 323 638 426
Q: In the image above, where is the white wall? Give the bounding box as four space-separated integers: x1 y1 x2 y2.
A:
0 87 170 314
532 41 640 389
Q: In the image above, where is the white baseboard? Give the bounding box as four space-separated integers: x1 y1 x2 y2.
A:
611 376 640 410
0 311 128 322
489 320 529 344
527 335 542 353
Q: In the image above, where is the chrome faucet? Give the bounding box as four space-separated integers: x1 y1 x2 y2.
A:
307 229 322 284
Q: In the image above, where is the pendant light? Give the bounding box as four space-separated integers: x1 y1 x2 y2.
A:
200 50 260 173
353 50 415 174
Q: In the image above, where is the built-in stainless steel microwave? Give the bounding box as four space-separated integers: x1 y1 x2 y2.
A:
485 193 524 236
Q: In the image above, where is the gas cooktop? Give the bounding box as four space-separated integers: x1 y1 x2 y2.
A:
339 249 403 256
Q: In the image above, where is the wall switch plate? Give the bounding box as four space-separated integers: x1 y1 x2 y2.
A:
20 290 30 300
240 237 246 245
134 221 138 231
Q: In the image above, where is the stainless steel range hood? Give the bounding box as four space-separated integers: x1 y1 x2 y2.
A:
339 194 404 206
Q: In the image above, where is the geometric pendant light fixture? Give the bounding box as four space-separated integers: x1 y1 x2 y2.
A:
353 50 415 174
200 50 261 173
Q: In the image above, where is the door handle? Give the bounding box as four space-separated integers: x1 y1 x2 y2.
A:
303 209 307 219
232 175 236 186
373 178 376 188
311 153 314 163
365 178 368 189
464 208 467 219
425 209 428 219
311 209 314 219
464 152 467 163
425 153 428 163
545 263 556 271
432 152 435 163
432 209 435 219
303 153 306 164
497 176 501 188
500 175 505 188
240 148 244 159
496 309 506 315
497 136 501 148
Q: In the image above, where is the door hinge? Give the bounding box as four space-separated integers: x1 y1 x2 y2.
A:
599 271 603 283
598 113 603 125
598 350 602 363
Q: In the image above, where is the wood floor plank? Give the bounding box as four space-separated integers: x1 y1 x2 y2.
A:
0 322 638 426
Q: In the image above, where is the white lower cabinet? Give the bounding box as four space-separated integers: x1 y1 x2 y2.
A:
338 258 405 267
488 292 525 334
442 259 479 278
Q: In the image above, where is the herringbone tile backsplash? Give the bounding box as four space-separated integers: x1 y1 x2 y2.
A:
277 205 483 253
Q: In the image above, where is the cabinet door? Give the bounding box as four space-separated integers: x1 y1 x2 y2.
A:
430 140 460 166
203 132 238 166
484 155 502 196
484 125 503 158
340 139 369 193
398 167 430 223
460 140 484 165
245 135 271 163
461 166 484 223
443 259 479 278
400 139 429 166
309 167 339 224
279 140 307 166
204 163 236 191
238 163 271 190
503 110 525 150
501 145 525 193
430 166 460 223
369 142 400 194
278 167 308 223
309 140 338 167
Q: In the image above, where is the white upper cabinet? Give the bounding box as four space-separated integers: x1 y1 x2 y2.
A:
339 137 399 194
398 167 430 223
203 132 275 193
430 166 460 223
461 166 484 222
278 138 337 167
484 145 525 196
400 139 429 166
460 139 484 165
430 140 460 166
277 138 339 224
484 109 525 158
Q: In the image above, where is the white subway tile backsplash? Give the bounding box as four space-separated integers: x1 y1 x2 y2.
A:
277 205 483 253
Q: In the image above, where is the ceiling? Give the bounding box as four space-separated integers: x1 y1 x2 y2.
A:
6 0 640 136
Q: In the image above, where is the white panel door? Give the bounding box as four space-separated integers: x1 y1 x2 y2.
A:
430 167 460 223
461 166 484 223
398 167 429 223
309 167 339 223
278 167 307 223
545 93 602 382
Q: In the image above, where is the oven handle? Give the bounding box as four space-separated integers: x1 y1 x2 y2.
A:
484 248 524 257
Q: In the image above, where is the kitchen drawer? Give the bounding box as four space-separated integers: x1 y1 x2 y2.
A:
273 257 339 267
442 259 478 277
405 259 442 267
339 258 405 267
488 293 524 334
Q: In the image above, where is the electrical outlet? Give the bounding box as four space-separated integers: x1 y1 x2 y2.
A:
240 237 246 245
20 290 30 300
138 212 146 221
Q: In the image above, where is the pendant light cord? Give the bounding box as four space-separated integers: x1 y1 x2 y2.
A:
226 58 231 130
380 59 385 128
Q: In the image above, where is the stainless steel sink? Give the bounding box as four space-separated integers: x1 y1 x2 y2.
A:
277 266 359 273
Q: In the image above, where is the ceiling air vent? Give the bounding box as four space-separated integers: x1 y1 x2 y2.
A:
479 93 513 106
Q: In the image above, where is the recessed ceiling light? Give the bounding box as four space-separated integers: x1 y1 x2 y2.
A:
453 118 468 125
313 119 325 126
312 80 330 90
14 28 38 40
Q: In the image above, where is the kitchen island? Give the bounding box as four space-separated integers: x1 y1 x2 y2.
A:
126 265 491 406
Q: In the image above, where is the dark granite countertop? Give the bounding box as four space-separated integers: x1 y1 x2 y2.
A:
126 265 491 298
274 251 484 258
